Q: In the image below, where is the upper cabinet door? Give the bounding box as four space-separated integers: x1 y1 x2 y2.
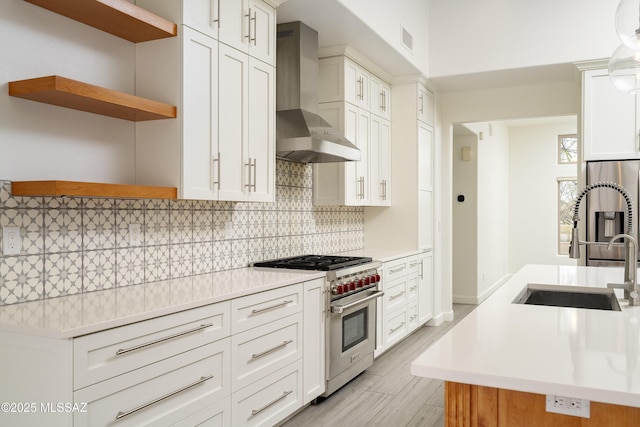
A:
344 58 370 110
183 0 220 39
247 58 275 202
370 75 391 120
218 0 275 65
248 0 275 65
583 68 640 160
417 84 433 126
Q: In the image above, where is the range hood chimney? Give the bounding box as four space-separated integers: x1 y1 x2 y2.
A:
276 21 360 163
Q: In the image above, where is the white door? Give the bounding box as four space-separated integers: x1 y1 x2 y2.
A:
218 44 248 201
182 27 219 200
247 58 275 202
248 0 275 65
218 0 249 53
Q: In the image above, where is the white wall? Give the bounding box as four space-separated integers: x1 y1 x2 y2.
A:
428 0 620 78
337 0 429 74
476 122 510 299
452 132 477 301
453 122 510 303
439 81 580 311
508 117 579 272
0 1 136 183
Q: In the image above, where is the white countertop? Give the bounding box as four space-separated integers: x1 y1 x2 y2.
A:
0 267 325 339
411 264 640 408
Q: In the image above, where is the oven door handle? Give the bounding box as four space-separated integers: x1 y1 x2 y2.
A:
330 291 384 314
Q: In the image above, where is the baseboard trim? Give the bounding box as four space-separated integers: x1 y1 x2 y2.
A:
453 274 512 305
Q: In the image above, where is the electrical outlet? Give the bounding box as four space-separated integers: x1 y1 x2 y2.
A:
224 222 234 239
129 223 142 246
2 226 22 255
546 395 590 418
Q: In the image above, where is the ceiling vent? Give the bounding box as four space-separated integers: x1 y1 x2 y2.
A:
401 26 413 53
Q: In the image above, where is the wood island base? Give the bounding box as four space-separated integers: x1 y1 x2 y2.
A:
445 381 640 427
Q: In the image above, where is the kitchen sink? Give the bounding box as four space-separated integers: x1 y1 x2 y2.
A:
513 283 622 311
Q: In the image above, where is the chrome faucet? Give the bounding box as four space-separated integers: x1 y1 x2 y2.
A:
607 234 640 306
569 181 640 306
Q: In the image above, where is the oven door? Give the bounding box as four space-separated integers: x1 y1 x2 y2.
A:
328 290 383 380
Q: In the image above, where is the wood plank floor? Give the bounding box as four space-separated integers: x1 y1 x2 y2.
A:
280 304 477 427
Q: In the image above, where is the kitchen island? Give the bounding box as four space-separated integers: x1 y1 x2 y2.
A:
411 264 640 426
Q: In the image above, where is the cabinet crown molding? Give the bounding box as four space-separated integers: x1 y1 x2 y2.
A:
319 45 393 83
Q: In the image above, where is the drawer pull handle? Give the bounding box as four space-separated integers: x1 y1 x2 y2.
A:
389 266 405 273
252 300 293 314
252 340 293 359
389 291 405 300
409 286 417 292
390 322 406 333
115 375 213 420
409 261 419 267
115 323 214 356
252 390 293 416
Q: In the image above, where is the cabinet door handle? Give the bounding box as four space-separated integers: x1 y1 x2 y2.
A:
252 158 257 190
420 259 424 279
390 322 405 333
245 8 251 39
115 323 214 356
419 94 424 113
212 155 220 189
245 157 253 191
251 10 257 45
251 390 293 415
637 129 640 152
252 339 293 359
389 290 405 300
252 299 293 314
115 375 213 420
212 0 220 25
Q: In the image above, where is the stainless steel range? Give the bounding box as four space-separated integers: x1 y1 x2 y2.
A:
253 255 383 398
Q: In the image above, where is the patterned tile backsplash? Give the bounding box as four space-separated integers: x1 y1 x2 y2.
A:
0 160 364 306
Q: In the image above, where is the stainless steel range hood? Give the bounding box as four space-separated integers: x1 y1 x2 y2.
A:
276 21 360 163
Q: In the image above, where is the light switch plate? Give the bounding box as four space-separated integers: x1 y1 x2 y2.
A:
129 223 142 246
3 226 22 255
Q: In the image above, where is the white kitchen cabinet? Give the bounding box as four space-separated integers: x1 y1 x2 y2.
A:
417 84 434 126
364 78 435 250
302 278 326 404
218 44 275 202
319 56 370 110
137 0 275 66
315 52 392 207
376 252 433 356
218 0 276 66
370 74 391 120
74 338 231 427
370 114 392 206
313 101 371 206
419 251 434 325
135 25 274 202
0 278 323 427
582 67 640 160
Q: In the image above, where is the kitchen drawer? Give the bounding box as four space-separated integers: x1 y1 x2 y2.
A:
407 303 419 333
407 255 420 276
231 360 302 427
231 284 302 334
74 302 230 389
385 307 407 349
384 277 407 313
74 338 231 427
171 396 231 427
384 257 408 282
232 313 302 392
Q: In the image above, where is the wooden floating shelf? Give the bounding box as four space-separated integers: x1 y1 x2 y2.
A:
11 181 177 200
9 76 177 121
24 0 177 43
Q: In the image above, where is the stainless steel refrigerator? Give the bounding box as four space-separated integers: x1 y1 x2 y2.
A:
586 160 640 266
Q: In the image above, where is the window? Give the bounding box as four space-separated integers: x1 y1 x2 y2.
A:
558 178 578 255
558 134 578 164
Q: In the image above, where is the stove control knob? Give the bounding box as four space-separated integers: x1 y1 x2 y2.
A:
349 282 357 291
331 285 341 295
358 279 365 288
364 276 371 285
375 274 381 283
